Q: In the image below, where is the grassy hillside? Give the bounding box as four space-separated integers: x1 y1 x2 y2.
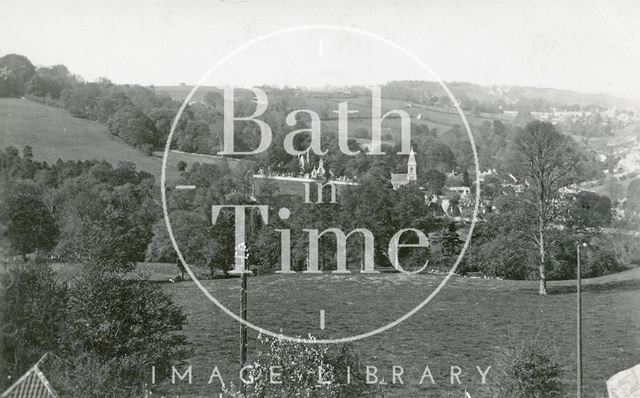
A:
0 98 254 180
157 83 640 110
156 85 507 135
503 86 639 109
158 150 254 179
0 98 168 177
150 268 640 397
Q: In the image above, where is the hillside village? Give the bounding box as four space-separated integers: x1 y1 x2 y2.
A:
253 148 481 220
169 84 640 226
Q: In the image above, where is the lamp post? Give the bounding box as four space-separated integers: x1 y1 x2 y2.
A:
576 242 587 398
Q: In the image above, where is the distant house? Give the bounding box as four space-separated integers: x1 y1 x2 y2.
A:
477 168 497 182
448 186 471 196
252 154 357 200
1 354 58 398
425 194 462 218
427 200 446 217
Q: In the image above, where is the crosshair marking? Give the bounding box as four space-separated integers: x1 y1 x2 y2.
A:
175 185 197 190
320 310 325 330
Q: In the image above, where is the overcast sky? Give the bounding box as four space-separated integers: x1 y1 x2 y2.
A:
2 0 640 99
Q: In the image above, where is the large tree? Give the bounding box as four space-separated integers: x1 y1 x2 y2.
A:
63 272 190 393
25 64 75 100
565 191 612 231
0 179 58 258
509 121 579 295
0 264 67 387
145 210 218 278
0 54 35 97
53 167 157 271
419 169 447 196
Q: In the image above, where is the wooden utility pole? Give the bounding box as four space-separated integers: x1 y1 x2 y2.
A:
240 268 248 364
577 243 583 398
240 270 247 396
235 242 249 397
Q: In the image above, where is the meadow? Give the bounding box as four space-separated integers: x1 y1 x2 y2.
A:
149 265 640 397
156 85 508 137
0 98 253 180
0 98 169 177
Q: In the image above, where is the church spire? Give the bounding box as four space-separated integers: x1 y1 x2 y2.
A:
317 158 325 177
408 146 417 166
407 147 417 181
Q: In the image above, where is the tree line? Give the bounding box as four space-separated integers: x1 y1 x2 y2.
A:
0 53 632 290
0 147 191 395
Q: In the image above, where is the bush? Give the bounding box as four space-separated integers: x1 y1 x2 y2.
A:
62 270 191 395
611 234 640 267
55 206 149 272
139 143 154 156
582 249 622 278
0 263 67 389
493 334 564 398
467 234 535 280
0 264 191 397
548 234 625 280
176 160 187 171
47 353 132 398
0 179 59 258
224 334 368 397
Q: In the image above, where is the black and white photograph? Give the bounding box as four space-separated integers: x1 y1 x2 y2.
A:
1 1 639 397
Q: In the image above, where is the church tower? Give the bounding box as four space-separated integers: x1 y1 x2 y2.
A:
407 147 417 181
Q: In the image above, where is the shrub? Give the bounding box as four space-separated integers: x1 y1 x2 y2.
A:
62 270 191 394
176 160 187 171
469 234 535 280
493 334 564 398
55 206 149 272
47 353 132 398
548 234 625 280
0 265 191 397
0 263 67 389
224 334 368 397
611 234 640 267
582 249 622 278
0 179 59 258
139 143 154 156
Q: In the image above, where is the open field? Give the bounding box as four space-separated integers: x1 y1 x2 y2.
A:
156 85 508 135
155 84 640 111
150 266 640 397
159 150 255 180
0 98 172 177
0 98 256 181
